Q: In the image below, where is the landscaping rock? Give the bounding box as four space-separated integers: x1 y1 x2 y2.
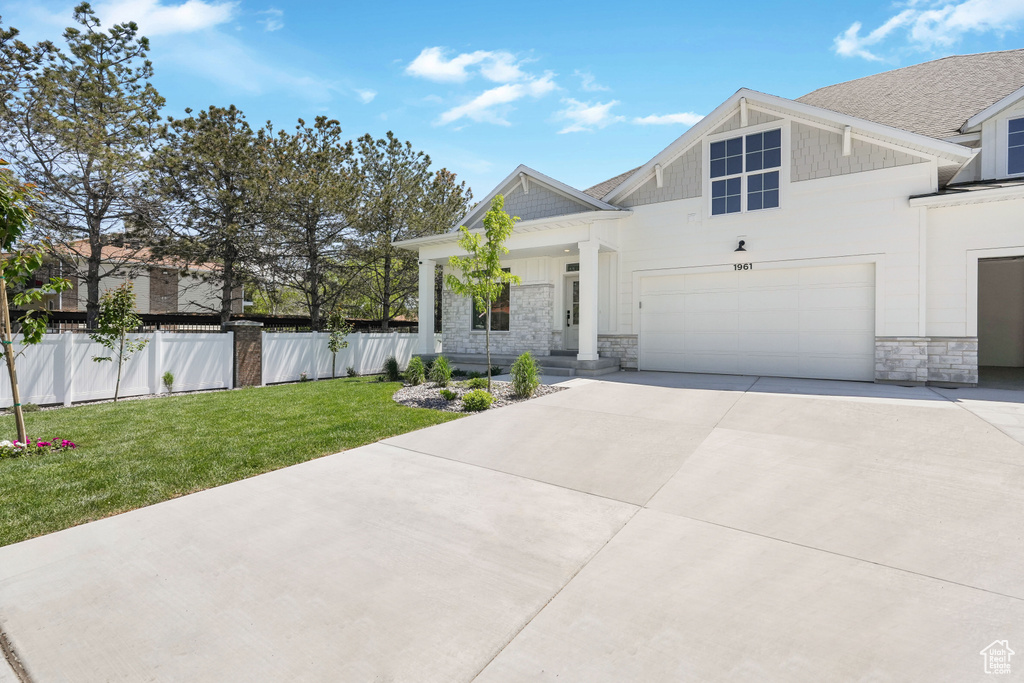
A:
393 380 565 412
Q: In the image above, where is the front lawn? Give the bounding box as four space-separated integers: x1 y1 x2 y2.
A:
0 377 461 547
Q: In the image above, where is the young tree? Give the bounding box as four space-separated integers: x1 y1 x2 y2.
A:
446 195 521 391
149 105 265 326
0 160 70 443
344 132 471 330
90 282 148 402
325 311 353 379
0 4 164 328
263 117 354 329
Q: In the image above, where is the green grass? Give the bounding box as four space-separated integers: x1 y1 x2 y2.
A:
0 377 461 547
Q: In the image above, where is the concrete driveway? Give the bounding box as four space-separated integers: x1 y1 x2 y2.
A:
2 373 1023 682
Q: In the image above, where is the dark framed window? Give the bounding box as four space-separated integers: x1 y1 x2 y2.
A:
1009 118 1024 176
472 268 510 331
709 127 782 215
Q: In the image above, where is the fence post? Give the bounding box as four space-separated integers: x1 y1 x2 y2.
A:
149 331 163 395
309 332 320 381
61 332 74 407
224 321 263 388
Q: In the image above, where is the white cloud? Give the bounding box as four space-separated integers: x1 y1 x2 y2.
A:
834 0 1024 60
555 98 624 134
356 88 376 103
437 73 557 126
93 0 236 36
162 32 341 101
257 8 283 32
575 69 610 92
406 46 528 83
632 112 703 126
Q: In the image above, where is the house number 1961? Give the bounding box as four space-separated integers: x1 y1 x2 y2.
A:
734 263 753 271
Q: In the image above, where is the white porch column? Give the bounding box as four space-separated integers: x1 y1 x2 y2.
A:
577 240 600 361
417 258 436 355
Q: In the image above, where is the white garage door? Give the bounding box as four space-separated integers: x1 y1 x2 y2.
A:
639 263 875 381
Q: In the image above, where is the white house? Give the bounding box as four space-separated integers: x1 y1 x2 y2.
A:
396 50 1024 386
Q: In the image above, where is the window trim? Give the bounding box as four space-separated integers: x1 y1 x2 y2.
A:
703 119 789 220
1006 115 1024 178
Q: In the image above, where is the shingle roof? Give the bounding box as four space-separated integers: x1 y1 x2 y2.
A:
798 49 1024 139
583 167 641 199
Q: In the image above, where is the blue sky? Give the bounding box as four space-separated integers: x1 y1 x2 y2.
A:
7 0 1024 199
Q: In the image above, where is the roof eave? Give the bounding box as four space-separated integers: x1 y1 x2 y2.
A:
393 208 630 251
603 88 976 204
454 164 621 231
962 85 1024 132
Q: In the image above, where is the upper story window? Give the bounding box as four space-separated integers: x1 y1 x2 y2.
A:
710 128 781 215
1009 118 1024 176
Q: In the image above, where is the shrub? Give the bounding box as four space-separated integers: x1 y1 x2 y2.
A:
510 352 540 398
346 366 357 377
299 371 311 382
462 389 494 412
405 357 426 385
490 365 503 376
0 438 76 460
162 371 174 393
439 388 458 401
383 355 401 382
375 375 386 382
466 376 489 390
429 355 452 387
451 368 467 378
465 371 485 379
21 403 40 413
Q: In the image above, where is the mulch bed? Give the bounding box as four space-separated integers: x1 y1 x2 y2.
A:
392 380 566 413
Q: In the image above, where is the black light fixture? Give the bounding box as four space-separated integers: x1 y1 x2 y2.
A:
735 240 746 252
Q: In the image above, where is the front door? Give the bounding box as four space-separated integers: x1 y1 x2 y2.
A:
565 276 580 350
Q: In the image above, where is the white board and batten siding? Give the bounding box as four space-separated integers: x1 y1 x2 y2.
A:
639 263 876 381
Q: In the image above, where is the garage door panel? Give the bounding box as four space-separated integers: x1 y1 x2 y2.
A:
739 310 800 333
739 289 801 311
685 312 739 334
799 308 874 333
640 264 875 381
682 271 737 292
738 333 801 354
799 285 874 310
684 291 738 312
800 332 875 355
685 333 739 353
683 353 740 375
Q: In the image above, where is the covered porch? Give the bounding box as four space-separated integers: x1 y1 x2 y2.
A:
396 211 626 365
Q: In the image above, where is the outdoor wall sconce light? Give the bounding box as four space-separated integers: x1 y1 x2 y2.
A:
735 240 746 252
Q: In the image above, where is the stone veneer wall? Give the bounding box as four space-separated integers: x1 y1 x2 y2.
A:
598 334 638 369
875 336 978 385
442 284 554 356
927 337 979 385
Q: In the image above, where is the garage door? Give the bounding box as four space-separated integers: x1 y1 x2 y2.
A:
639 263 875 381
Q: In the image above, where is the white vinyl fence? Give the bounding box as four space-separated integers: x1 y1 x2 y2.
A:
0 332 233 408
0 331 440 407
261 332 439 384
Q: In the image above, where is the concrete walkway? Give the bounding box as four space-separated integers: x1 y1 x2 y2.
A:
1 372 1023 681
